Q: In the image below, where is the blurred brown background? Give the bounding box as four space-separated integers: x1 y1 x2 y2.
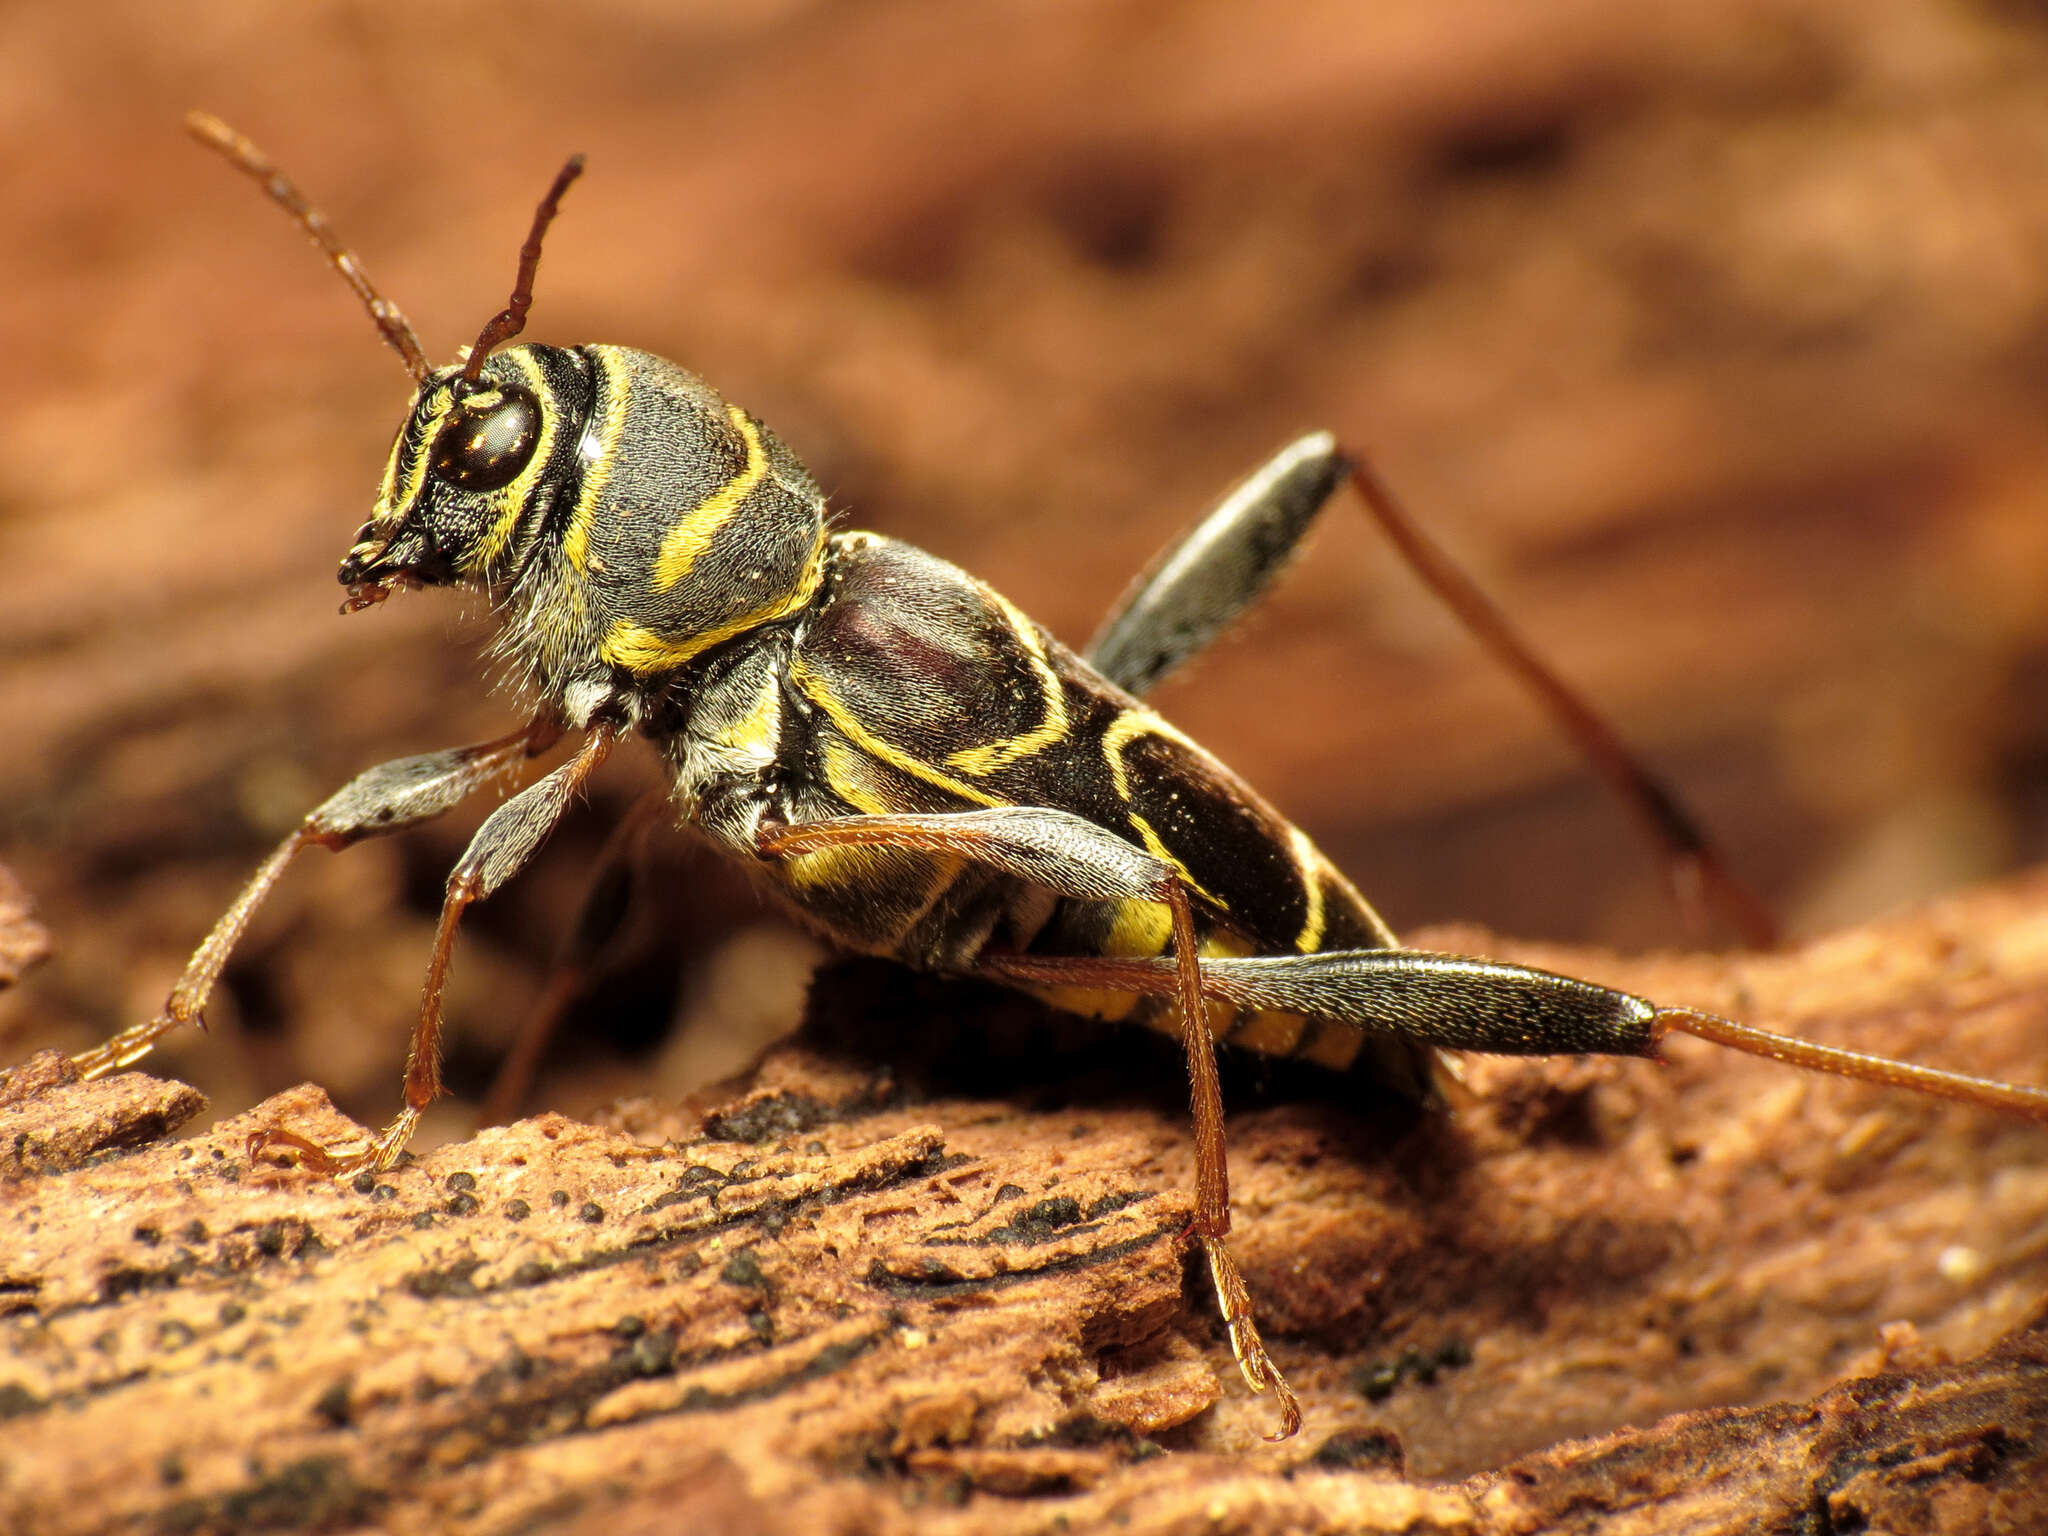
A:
4 0 2048 1139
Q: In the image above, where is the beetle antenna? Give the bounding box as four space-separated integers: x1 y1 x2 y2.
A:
185 111 432 385
463 154 585 382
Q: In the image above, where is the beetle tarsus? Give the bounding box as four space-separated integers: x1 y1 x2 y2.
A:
1203 1235 1304 1441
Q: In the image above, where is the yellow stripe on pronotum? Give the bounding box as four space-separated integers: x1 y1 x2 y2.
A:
598 546 824 674
652 403 769 592
1125 810 1223 909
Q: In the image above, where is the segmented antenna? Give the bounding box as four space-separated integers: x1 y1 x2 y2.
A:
462 155 586 382
185 111 432 384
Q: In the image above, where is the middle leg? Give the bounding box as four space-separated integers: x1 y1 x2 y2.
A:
755 805 1303 1436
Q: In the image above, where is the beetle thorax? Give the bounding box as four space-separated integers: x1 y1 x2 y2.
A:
344 343 828 710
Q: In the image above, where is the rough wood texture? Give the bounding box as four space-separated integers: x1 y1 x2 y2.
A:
5 873 2046 1535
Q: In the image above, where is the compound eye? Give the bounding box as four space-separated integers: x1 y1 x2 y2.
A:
429 387 541 491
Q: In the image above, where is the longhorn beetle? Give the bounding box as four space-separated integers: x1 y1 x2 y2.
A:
70 115 2048 1441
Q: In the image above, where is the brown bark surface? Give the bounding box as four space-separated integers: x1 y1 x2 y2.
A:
4 873 2047 1535
0 866 52 992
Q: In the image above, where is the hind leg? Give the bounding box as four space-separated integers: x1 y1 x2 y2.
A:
1088 434 1774 947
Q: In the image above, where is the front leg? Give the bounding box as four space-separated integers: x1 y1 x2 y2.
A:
480 784 673 1126
72 715 562 1081
755 805 1302 1439
251 723 617 1175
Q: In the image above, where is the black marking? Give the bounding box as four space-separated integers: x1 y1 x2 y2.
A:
863 1223 1178 1298
702 1091 836 1144
720 1248 770 1292
157 1457 384 1536
1304 1427 1406 1474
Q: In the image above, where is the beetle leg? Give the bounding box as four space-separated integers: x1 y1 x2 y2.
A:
492 792 1214 1127
1158 879 1303 1441
249 723 616 1175
479 783 672 1126
72 715 562 1082
755 806 1302 1438
1651 1007 2048 1123
758 806 1180 905
1088 431 1774 949
980 947 2048 1124
1340 452 1777 949
1086 434 1345 699
756 809 2048 1429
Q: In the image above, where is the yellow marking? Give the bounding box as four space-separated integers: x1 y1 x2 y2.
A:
600 539 823 674
817 737 897 815
468 353 560 574
786 654 1007 809
1125 809 1223 909
562 349 632 572
371 429 402 526
1030 897 1172 1023
1288 827 1327 952
788 739 902 888
652 404 769 592
1100 707 1202 801
1296 1024 1366 1071
781 844 869 891
1033 983 1140 1023
1231 1011 1307 1055
1095 708 1225 907
943 591 1069 775
1108 899 1174 958
780 840 961 916
711 671 781 756
785 740 964 907
361 382 460 556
